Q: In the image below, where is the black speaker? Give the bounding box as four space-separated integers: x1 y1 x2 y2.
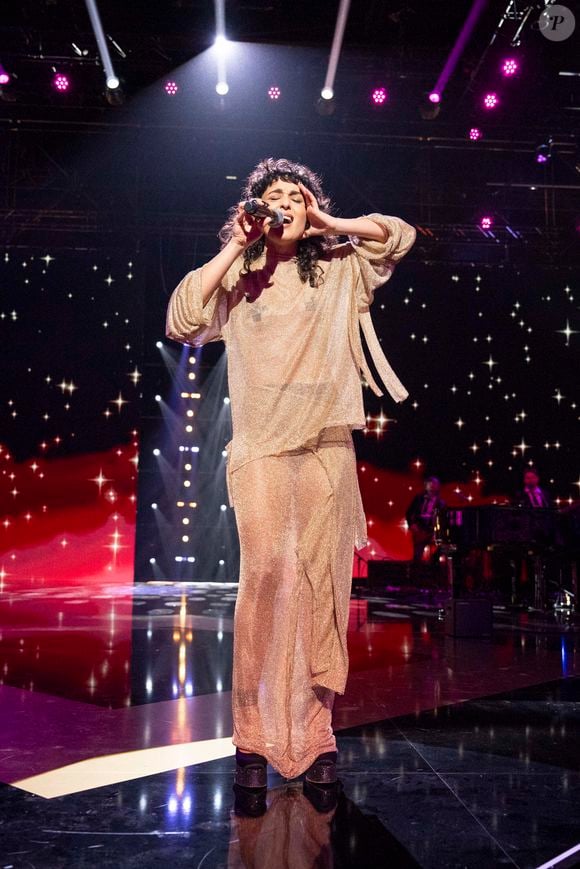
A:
445 599 493 637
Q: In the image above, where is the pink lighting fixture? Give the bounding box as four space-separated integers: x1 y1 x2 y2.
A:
53 73 70 92
371 87 387 105
501 58 519 77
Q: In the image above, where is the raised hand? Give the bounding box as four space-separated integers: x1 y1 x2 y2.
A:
299 183 337 238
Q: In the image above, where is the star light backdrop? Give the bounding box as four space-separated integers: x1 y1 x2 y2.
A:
1 240 578 586
0 249 142 591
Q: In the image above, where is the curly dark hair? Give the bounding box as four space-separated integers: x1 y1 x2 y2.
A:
218 157 337 287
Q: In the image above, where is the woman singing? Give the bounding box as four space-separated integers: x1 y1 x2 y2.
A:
166 157 416 787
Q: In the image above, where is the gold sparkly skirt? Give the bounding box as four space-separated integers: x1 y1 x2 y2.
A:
229 426 365 779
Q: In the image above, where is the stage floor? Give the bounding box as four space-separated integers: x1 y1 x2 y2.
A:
1 579 580 868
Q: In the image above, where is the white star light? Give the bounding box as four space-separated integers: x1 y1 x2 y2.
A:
106 530 126 558
41 255 54 266
128 367 141 385
483 356 497 372
554 389 565 405
90 470 111 491
557 320 578 346
111 392 128 412
455 418 465 429
514 439 530 455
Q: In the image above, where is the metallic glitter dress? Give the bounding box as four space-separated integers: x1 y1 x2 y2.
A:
167 214 416 778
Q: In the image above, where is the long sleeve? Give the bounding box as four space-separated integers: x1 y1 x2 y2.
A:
350 214 416 310
166 267 231 347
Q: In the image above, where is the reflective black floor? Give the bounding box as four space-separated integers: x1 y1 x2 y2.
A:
2 676 580 867
3 578 580 867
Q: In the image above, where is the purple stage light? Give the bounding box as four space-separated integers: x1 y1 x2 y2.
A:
371 87 387 105
53 73 70 92
0 68 10 86
483 92 499 109
536 150 549 164
469 127 483 141
501 58 519 77
428 92 440 104
268 86 281 100
480 216 493 230
164 81 179 96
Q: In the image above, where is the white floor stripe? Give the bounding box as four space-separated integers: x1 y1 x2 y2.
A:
536 843 580 869
12 737 236 799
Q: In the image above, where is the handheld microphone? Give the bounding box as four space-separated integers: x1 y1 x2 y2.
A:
243 199 292 228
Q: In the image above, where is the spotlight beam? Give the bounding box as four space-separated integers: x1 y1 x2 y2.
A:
322 0 352 99
214 0 228 93
432 0 489 98
83 0 120 88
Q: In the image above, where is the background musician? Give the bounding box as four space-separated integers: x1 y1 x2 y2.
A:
514 467 552 509
406 476 446 564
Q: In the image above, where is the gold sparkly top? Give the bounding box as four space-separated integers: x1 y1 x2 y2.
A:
166 214 416 472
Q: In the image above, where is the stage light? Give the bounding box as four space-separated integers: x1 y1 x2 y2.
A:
501 58 519 77
214 34 230 54
216 81 229 95
164 81 179 96
223 396 230 404
53 73 70 92
105 82 125 105
85 0 122 94
0 67 10 86
151 503 158 509
419 92 440 120
371 87 387 105
153 448 161 456
469 127 483 140
156 341 163 348
428 92 440 103
268 85 281 100
320 0 350 109
535 144 550 163
149 557 156 564
316 95 336 116
483 92 499 109
220 504 227 511
480 216 493 229
155 394 161 402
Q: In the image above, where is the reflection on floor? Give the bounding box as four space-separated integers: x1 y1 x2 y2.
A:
1 578 580 867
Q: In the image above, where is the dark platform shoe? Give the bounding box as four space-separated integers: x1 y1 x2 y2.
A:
233 783 267 817
234 749 268 789
304 751 338 784
303 777 341 813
